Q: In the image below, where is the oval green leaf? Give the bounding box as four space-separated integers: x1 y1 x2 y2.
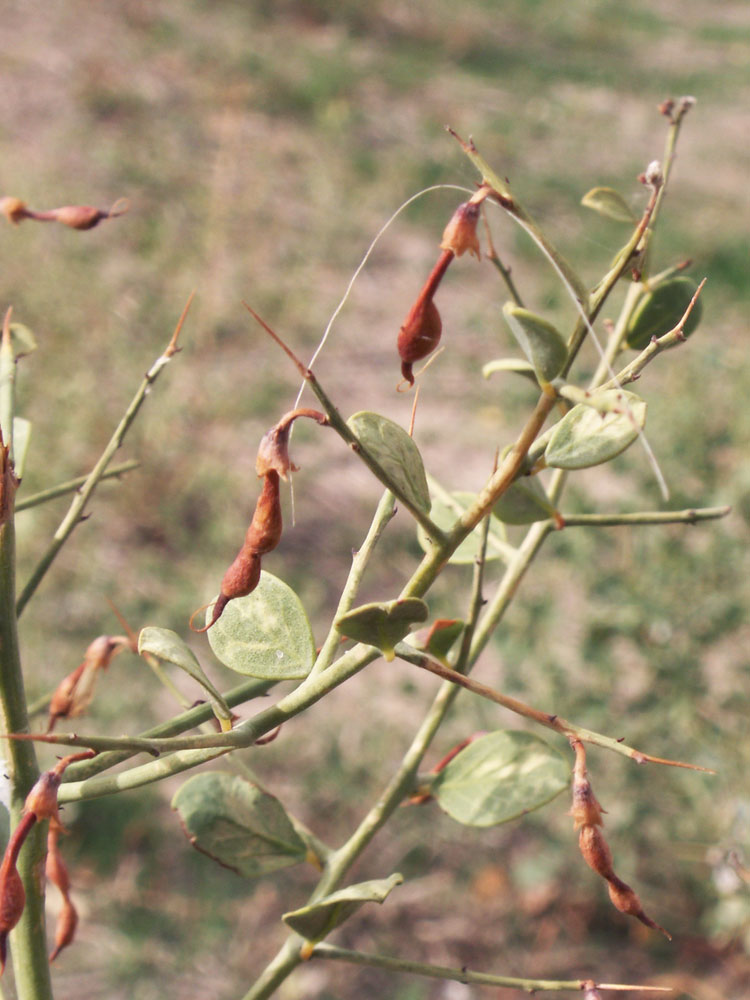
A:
482 358 538 384
432 730 568 827
138 626 232 729
417 490 508 565
282 873 403 942
545 389 647 470
625 276 702 350
172 772 307 877
207 571 315 679
408 619 465 663
347 411 430 514
581 186 636 223
494 474 555 525
336 598 429 661
502 303 568 384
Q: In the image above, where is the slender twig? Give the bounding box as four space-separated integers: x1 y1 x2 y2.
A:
310 944 672 994
16 294 194 616
309 488 396 679
552 506 730 528
395 646 713 772
16 460 139 512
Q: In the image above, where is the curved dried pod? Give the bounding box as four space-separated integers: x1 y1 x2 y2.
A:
200 548 262 632
440 200 481 258
243 471 283 554
607 875 672 940
0 812 36 974
578 824 614 879
47 827 78 962
49 198 130 231
255 408 328 480
47 634 131 732
49 896 78 962
398 298 442 386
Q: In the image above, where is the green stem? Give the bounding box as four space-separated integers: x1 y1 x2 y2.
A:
310 944 670 993
15 461 139 512
0 508 53 998
309 489 396 679
554 506 730 528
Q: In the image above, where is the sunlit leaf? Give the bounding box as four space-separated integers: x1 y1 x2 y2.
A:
138 626 232 730
581 186 636 223
282 873 403 942
545 389 647 470
482 358 538 383
347 411 430 513
172 772 307 877
625 277 702 350
432 730 568 826
207 571 315 679
501 303 568 384
336 598 428 661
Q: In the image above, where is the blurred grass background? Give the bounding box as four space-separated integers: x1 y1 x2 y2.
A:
1 1 749 998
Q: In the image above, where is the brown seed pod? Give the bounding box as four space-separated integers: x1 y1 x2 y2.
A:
397 299 442 386
47 634 130 732
255 409 328 481
49 895 78 962
243 471 283 554
578 824 614 879
440 200 481 258
607 875 672 939
0 197 31 225
50 205 108 230
0 812 36 975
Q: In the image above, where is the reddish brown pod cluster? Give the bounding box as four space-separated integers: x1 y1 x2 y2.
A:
47 634 134 732
0 196 129 230
571 740 671 940
396 188 486 386
195 408 328 631
0 752 92 973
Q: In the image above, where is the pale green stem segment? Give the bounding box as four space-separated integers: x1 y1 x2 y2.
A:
16 296 192 617
309 489 396 679
310 944 672 994
0 329 54 1000
15 460 139 512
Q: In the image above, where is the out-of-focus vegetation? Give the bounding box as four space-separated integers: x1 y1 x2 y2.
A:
1 1 749 998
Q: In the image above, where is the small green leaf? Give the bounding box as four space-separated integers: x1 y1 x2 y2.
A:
8 323 37 360
432 730 568 827
172 772 307 877
545 389 647 470
207 571 315 679
501 303 568 384
12 417 31 480
625 277 702 350
138 626 232 730
581 186 637 223
336 598 428 661
282 873 403 942
347 411 430 513
494 474 555 525
417 491 506 565
482 358 538 384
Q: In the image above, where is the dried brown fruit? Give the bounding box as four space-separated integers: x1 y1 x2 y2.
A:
607 876 672 939
0 812 36 975
440 200 481 258
578 824 614 879
0 197 30 225
46 827 78 962
243 471 283 554
47 634 131 732
255 409 328 480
